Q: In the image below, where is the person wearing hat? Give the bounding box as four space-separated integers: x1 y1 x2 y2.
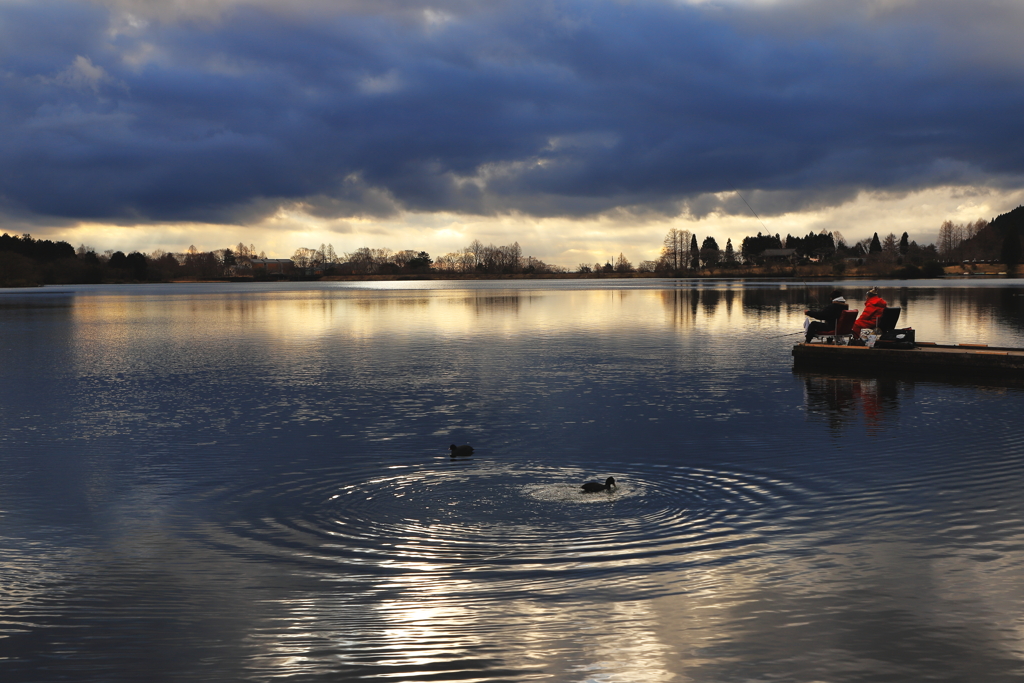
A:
851 287 887 337
804 289 849 343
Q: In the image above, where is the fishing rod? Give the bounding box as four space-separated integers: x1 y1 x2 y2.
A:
736 191 769 234
804 278 818 309
737 191 815 335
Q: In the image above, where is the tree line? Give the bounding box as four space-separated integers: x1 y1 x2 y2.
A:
650 227 948 277
0 235 270 286
652 207 1023 276
3 205 1022 286
0 234 568 286
292 240 565 275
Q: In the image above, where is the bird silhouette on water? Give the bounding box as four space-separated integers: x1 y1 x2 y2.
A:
449 444 474 458
581 476 616 493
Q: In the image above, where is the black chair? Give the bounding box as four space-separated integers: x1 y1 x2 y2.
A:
877 307 901 332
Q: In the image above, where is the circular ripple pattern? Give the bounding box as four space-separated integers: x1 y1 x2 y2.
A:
194 461 811 583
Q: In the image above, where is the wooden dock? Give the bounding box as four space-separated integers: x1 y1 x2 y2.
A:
792 341 1024 378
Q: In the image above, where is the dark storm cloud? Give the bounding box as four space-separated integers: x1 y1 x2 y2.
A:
1 0 1022 224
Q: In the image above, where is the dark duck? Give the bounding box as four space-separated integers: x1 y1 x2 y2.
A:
449 444 474 457
581 476 616 493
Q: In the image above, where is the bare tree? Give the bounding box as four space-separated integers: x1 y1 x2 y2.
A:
882 233 899 261
938 220 962 260
505 241 523 272
661 228 691 272
459 243 473 269
291 247 316 272
392 250 417 268
433 253 457 272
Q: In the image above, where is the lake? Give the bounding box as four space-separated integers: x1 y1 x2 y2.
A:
2 279 1024 682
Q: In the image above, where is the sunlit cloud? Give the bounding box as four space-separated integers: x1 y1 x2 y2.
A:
30 184 1021 268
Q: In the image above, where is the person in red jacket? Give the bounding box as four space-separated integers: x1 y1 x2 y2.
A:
851 287 887 337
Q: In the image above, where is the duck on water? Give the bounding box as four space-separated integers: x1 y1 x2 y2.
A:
581 477 616 493
449 444 474 457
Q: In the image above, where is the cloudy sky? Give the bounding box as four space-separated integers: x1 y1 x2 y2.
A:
2 0 1023 266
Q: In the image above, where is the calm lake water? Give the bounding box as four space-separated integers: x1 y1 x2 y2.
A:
2 279 1024 682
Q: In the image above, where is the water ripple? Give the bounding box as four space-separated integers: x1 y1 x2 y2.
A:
190 461 811 597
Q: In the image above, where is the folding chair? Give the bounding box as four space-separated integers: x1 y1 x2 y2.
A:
808 309 858 344
877 307 901 332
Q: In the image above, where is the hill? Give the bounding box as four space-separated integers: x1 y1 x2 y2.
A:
988 205 1024 237
958 205 1024 262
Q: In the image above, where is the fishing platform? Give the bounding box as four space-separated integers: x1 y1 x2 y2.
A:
792 305 1024 379
792 341 1024 378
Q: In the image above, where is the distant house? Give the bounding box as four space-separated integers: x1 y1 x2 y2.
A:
761 248 798 262
250 258 293 274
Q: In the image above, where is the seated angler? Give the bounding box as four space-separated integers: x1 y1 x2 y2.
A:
851 287 887 338
804 290 848 343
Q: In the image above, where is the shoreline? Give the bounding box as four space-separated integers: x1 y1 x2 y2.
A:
4 265 1019 288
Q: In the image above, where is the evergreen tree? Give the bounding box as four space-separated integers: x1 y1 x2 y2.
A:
407 251 432 270
1001 226 1021 273
690 234 700 270
700 236 721 266
869 233 883 254
724 238 735 264
125 252 148 280
108 251 129 270
740 232 783 262
899 232 909 256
